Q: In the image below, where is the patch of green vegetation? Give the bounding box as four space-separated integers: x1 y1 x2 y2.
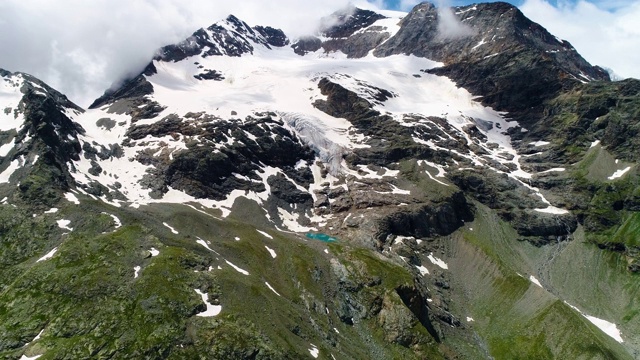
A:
608 212 640 247
581 178 638 247
486 300 627 360
16 161 65 209
454 203 634 359
623 308 640 323
365 315 445 360
460 205 522 273
346 248 413 290
546 79 640 164
563 146 640 250
489 331 553 360
0 205 57 268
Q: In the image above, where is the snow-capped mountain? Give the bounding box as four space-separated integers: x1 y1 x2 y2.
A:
1 2 639 359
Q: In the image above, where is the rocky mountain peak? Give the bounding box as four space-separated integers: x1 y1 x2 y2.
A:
0 70 84 207
153 15 288 63
321 7 388 39
368 1 611 131
293 7 397 57
376 1 607 80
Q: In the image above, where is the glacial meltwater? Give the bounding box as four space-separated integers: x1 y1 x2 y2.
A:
305 233 337 242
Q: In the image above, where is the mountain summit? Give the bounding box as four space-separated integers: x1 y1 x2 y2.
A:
1 2 639 359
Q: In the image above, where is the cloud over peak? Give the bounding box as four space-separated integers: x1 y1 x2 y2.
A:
0 0 364 106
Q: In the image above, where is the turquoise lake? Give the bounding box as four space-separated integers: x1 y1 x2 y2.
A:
305 233 337 242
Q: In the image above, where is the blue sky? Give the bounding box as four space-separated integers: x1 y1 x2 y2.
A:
384 0 522 9
382 0 637 11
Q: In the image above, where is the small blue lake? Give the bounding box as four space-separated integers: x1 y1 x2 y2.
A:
305 233 337 243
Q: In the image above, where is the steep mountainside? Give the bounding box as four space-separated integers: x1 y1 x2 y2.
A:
1 2 639 359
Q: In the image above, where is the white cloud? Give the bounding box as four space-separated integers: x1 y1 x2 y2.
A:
520 0 640 80
4 0 634 109
436 0 474 39
0 0 373 107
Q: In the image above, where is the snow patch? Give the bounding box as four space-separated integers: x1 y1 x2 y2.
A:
564 302 623 343
44 208 58 214
23 329 44 347
133 266 141 278
196 238 219 255
36 248 58 262
608 167 631 180
530 141 550 147
225 260 250 275
539 168 565 174
256 229 273 239
471 38 487 50
265 246 277 258
584 315 624 343
0 156 23 183
466 317 474 322
416 265 429 276
56 219 73 231
102 213 122 229
194 289 222 317
277 207 316 232
63 192 80 205
163 222 179 234
427 253 448 269
308 344 319 358
149 248 160 257
20 355 42 360
0 141 13 157
529 275 543 288
265 282 281 296
534 206 569 215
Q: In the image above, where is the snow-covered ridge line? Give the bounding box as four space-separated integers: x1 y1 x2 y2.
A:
65 18 572 232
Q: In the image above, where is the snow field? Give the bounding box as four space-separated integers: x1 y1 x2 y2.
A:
65 12 574 233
